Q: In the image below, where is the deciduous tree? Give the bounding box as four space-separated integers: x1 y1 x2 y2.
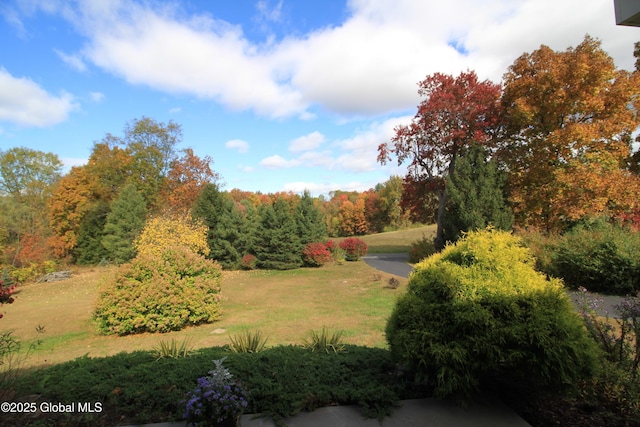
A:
378 71 502 249
501 36 640 230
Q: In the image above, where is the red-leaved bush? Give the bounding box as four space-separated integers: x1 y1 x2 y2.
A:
302 242 332 267
241 254 257 270
339 237 368 261
0 277 16 320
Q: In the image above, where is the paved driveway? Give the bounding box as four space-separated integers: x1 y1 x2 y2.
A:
363 253 628 318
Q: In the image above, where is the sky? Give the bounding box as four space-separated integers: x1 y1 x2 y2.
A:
0 0 638 197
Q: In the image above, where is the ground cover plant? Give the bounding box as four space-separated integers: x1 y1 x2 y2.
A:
6 344 428 426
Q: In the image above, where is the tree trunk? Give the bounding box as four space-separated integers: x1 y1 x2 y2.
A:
434 188 447 251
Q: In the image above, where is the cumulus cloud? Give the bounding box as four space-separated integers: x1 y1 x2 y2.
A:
0 67 77 127
259 154 299 169
34 0 638 118
332 115 412 172
289 131 325 152
225 139 250 153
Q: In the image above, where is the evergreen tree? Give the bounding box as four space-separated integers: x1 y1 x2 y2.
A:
74 201 110 265
192 184 248 269
102 184 147 264
442 144 513 243
254 198 302 270
295 190 327 245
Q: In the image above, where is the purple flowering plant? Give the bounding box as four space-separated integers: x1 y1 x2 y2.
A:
184 357 248 426
576 287 640 377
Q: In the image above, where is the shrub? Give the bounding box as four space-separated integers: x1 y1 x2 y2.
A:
240 254 257 270
134 214 210 258
302 242 332 267
386 277 400 289
94 246 222 335
408 233 436 263
549 218 640 295
386 228 599 402
338 237 368 261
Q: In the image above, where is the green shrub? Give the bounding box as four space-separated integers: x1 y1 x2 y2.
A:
408 233 436 263
549 218 640 295
94 246 223 335
386 228 599 402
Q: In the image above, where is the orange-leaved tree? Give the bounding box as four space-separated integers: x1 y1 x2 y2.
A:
501 35 640 231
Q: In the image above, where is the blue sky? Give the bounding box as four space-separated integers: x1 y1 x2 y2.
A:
1 0 638 196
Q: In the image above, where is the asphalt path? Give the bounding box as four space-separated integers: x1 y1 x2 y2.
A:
363 253 628 318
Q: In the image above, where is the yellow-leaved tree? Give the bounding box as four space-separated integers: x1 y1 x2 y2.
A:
134 213 210 258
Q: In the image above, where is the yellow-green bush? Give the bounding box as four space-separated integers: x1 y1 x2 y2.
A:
134 214 210 258
386 228 599 402
94 246 222 335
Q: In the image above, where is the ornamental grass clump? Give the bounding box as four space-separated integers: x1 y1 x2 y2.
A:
386 228 599 403
184 357 248 426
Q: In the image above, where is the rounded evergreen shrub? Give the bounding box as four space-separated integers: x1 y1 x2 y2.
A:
550 218 640 295
94 246 222 335
386 229 599 402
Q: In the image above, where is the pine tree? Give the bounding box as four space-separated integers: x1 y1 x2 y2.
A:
192 184 247 269
254 198 302 270
74 201 110 265
102 184 147 264
442 144 513 243
295 190 327 245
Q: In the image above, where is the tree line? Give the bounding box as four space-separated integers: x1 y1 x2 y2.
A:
0 118 410 277
379 35 640 249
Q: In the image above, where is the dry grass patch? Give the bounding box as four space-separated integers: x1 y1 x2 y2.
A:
1 262 406 368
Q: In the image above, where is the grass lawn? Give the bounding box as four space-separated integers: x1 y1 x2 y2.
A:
336 224 435 253
1 226 434 368
1 260 408 369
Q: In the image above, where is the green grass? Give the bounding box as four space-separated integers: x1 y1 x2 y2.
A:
1 260 409 369
334 224 436 253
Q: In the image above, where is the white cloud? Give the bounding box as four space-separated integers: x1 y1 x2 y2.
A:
73 2 306 118
225 139 250 153
169 106 181 114
333 115 412 172
90 91 105 103
61 157 88 170
256 0 284 23
283 180 371 196
259 154 299 169
0 67 77 127
39 0 639 118
54 49 87 72
289 131 325 152
238 164 254 173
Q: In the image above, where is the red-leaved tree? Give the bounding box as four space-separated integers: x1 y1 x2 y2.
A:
378 71 502 249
